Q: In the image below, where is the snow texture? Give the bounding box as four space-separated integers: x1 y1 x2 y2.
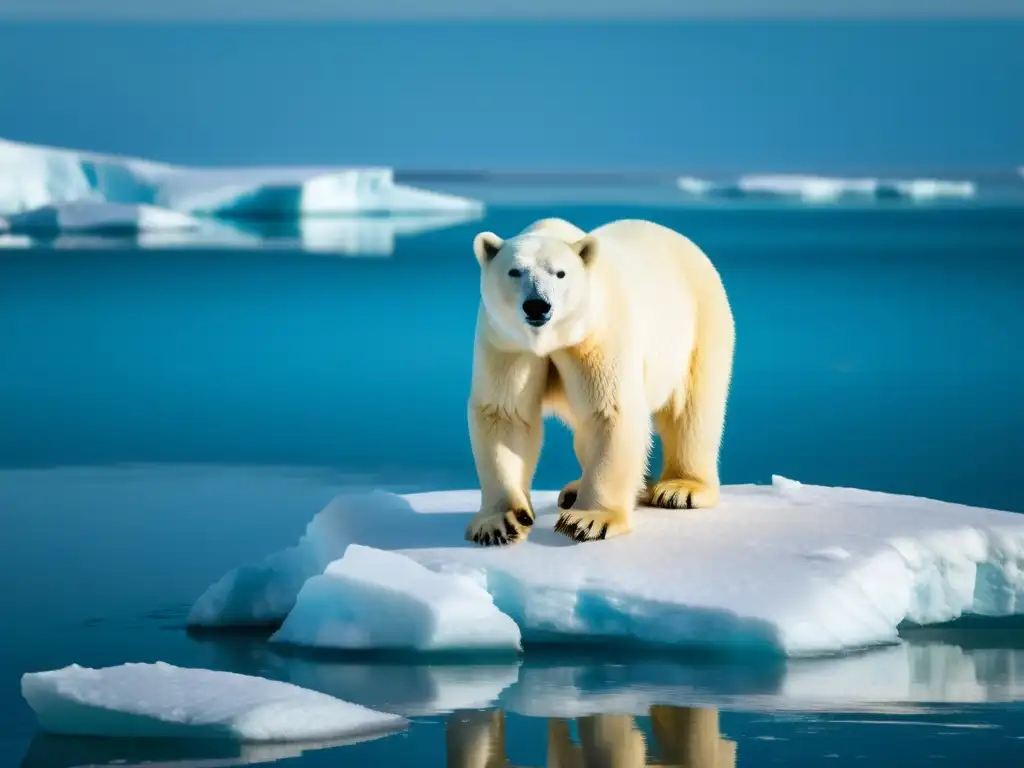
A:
270 544 522 653
21 662 406 742
189 476 1024 658
0 138 483 221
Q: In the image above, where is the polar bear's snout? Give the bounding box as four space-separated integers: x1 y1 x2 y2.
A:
522 298 552 327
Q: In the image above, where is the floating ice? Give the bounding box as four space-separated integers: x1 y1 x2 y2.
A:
676 173 978 203
21 662 406 742
191 477 1024 658
6 202 201 234
270 544 522 653
0 138 483 220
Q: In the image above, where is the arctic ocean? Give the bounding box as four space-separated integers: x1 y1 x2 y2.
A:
2 16 1024 768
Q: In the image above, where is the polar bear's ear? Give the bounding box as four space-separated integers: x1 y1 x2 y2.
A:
473 231 504 266
571 235 598 266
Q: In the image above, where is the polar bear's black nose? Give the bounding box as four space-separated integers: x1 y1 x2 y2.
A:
522 299 552 324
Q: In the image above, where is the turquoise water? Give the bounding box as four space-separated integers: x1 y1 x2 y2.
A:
2 203 1024 765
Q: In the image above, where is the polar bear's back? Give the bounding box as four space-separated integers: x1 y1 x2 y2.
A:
587 219 733 408
589 219 722 299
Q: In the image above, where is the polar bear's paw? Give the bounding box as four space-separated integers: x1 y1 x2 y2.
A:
642 478 719 510
465 507 535 547
554 508 631 543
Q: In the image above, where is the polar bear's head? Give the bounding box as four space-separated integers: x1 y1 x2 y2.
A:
473 230 598 354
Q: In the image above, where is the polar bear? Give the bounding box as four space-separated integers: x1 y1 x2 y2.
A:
466 217 735 545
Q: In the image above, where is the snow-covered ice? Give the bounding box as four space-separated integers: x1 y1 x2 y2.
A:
0 138 483 220
6 202 201 234
21 661 406 742
270 544 522 653
190 476 1024 658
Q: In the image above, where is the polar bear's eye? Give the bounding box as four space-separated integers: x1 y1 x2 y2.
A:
556 271 566 279
508 269 521 278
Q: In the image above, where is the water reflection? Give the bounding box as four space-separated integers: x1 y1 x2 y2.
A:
191 629 1024 718
445 706 736 768
19 731 396 768
0 210 483 255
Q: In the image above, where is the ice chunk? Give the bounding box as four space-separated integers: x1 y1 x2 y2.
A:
6 202 201 234
0 138 99 213
21 661 406 742
192 478 1024 658
270 545 522 653
187 490 463 628
0 138 483 219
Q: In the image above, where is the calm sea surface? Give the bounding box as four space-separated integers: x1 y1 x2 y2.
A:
1 201 1023 765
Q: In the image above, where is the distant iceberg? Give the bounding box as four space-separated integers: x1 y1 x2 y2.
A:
676 173 978 203
0 138 484 224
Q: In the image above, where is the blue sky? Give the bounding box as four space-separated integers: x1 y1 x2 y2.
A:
0 17 1019 171
1 0 1022 18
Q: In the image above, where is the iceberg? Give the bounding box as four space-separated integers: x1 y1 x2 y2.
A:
21 661 406 742
269 544 522 653
189 476 1024 658
0 138 483 220
676 173 978 203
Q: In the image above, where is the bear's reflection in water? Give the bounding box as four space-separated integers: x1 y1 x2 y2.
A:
445 706 736 768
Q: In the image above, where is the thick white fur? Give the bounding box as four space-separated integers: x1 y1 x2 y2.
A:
466 217 735 545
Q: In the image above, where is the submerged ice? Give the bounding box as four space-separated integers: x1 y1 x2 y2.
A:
0 138 483 226
189 476 1024 658
21 662 406 742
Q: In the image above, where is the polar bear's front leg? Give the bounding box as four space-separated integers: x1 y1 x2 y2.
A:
554 406 650 542
550 348 651 542
467 400 543 546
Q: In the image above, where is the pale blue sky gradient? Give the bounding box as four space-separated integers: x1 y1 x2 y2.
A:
0 19 1019 171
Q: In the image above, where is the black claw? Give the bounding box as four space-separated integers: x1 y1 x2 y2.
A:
504 518 518 537
482 533 493 546
598 523 609 540
514 508 534 527
685 492 694 510
559 491 577 509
